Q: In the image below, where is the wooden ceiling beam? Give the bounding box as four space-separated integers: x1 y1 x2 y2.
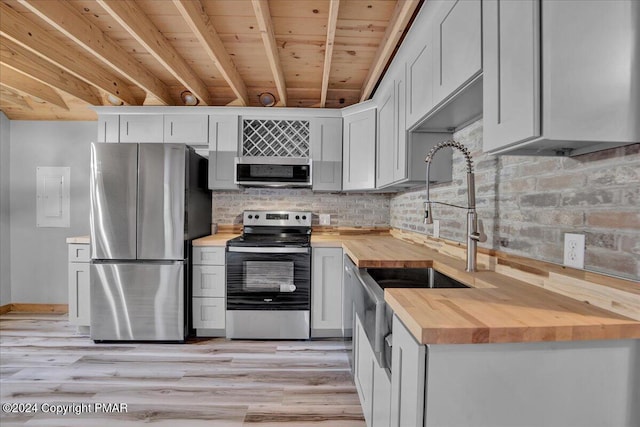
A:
359 0 420 102
96 0 211 105
0 36 102 105
0 2 138 106
320 0 340 108
0 86 32 110
18 0 174 106
251 0 288 106
173 0 249 106
0 64 68 110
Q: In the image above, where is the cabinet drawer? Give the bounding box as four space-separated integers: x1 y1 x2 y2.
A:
192 265 225 297
193 246 225 265
68 244 90 263
192 297 225 329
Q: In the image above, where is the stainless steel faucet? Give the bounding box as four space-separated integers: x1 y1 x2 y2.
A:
424 140 480 272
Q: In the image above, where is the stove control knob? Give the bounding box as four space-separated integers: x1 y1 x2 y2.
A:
248 214 253 219
295 215 300 220
302 215 307 220
254 214 260 219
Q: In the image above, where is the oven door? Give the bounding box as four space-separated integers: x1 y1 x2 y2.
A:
226 247 311 310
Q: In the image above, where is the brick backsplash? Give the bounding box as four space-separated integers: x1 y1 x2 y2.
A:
391 120 640 280
212 189 390 227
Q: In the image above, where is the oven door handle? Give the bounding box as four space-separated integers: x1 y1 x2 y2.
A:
227 246 310 254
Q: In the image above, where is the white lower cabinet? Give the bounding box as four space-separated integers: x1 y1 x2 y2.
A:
390 315 425 427
354 315 392 427
67 243 91 331
388 314 639 427
192 246 226 336
311 247 343 337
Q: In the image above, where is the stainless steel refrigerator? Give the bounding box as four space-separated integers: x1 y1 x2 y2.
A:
89 142 211 341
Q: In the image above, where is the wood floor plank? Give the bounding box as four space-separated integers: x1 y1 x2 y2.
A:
0 313 365 426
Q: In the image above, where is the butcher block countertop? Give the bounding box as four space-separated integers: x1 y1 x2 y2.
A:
164 231 640 345
312 233 640 345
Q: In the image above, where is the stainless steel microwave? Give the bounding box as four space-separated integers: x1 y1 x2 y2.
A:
234 157 312 187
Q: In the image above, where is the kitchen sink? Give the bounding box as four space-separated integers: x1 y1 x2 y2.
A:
365 267 470 289
350 264 471 376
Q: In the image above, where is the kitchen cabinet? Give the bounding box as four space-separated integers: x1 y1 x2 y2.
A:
192 246 226 335
432 0 482 104
403 0 482 132
164 114 208 144
483 0 640 156
354 314 391 427
208 114 240 190
390 314 425 427
405 20 435 129
119 114 164 143
377 73 408 189
389 313 639 427
342 105 376 191
97 115 119 143
310 117 342 192
311 247 343 337
67 243 90 332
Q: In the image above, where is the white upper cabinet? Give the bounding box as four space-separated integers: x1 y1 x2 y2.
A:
119 114 164 143
343 106 376 191
310 117 342 192
97 115 119 143
483 0 640 155
404 0 483 132
405 6 436 129
208 114 239 190
482 0 540 153
376 87 396 188
164 114 209 144
433 0 482 103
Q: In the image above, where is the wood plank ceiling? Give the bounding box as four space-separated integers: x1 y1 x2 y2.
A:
0 0 421 120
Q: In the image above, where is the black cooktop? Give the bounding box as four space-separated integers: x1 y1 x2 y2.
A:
226 233 311 248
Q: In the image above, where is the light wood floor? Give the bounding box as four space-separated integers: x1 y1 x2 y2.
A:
0 313 365 426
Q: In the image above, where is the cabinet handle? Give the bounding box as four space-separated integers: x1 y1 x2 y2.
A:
171 122 174 136
126 121 129 135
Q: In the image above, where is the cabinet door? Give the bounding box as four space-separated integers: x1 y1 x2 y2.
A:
164 114 209 144
394 76 407 183
377 88 396 188
208 114 239 190
68 243 90 263
192 297 225 329
482 0 541 152
311 248 343 336
119 115 164 142
354 316 375 425
310 117 342 192
433 0 482 104
390 314 426 427
343 109 376 191
68 262 90 326
372 363 392 427
543 0 640 143
97 115 119 143
192 265 225 297
405 34 435 129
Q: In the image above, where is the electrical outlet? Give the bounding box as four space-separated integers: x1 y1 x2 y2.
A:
319 214 331 225
433 219 440 238
563 233 585 269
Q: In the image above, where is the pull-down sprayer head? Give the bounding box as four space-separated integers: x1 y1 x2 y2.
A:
424 140 476 224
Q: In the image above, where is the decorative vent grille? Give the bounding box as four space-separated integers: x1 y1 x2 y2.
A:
242 119 310 157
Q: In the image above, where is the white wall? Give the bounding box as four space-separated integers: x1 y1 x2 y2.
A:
9 121 94 304
0 112 10 306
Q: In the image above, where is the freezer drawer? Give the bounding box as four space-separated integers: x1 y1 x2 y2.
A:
90 262 185 341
